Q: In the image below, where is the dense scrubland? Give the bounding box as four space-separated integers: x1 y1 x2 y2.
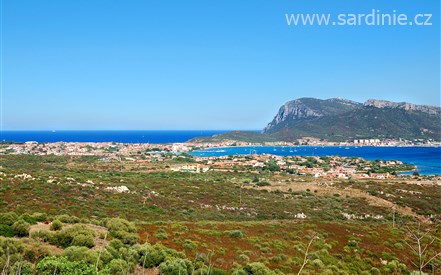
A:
0 155 440 274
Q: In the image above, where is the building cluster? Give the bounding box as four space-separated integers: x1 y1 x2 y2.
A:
186 154 410 179
1 142 175 157
170 164 210 173
354 139 381 145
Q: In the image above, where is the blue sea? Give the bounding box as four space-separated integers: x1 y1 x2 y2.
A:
191 146 441 175
0 130 229 144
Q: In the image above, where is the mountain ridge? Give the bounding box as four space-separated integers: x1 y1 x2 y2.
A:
193 98 440 143
263 98 440 141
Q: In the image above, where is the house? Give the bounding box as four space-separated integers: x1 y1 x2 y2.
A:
171 164 210 173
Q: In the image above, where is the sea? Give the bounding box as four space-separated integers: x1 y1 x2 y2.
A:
191 146 441 175
0 130 229 144
1 130 440 175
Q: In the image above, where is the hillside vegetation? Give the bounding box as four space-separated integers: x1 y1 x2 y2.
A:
0 155 440 274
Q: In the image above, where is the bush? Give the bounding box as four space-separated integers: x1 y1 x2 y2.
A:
30 230 54 243
229 230 245 239
154 229 169 240
109 239 124 250
55 214 80 224
12 220 31 237
71 234 95 248
63 246 98 265
238 254 250 263
210 268 229 275
394 242 404 250
105 259 128 275
0 212 19 226
53 224 95 248
11 261 34 275
183 239 198 251
159 258 193 275
50 220 63 231
112 230 139 245
36 256 96 275
23 242 50 263
106 218 138 245
0 224 14 237
31 212 47 222
137 244 183 268
19 213 38 224
241 262 278 275
106 218 137 233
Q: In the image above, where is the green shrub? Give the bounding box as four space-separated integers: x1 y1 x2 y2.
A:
12 220 31 237
137 244 183 268
154 229 169 240
50 220 63 231
31 212 47 222
159 258 193 275
55 214 80 224
31 230 54 243
63 246 98 265
229 230 245 239
210 268 229 275
0 224 14 237
0 212 19 226
382 260 409 274
71 234 95 248
183 239 198 251
11 261 34 275
112 230 139 245
238 253 250 263
19 213 38 224
394 242 404 250
105 259 128 275
36 256 96 275
106 218 137 233
53 224 95 248
241 262 278 275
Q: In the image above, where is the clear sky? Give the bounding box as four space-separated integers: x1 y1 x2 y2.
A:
2 0 440 130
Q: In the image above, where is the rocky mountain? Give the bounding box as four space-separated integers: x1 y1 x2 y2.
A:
263 98 361 133
364 99 440 115
263 98 441 141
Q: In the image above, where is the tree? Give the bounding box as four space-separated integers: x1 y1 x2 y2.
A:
404 223 441 275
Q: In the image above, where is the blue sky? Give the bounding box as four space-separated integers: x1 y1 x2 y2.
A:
3 0 440 130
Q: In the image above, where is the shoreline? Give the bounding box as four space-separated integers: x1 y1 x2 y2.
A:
1 140 441 148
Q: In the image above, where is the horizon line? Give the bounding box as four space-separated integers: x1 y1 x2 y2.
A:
0 129 261 131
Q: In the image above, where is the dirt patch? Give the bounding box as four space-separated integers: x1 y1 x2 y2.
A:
245 181 421 219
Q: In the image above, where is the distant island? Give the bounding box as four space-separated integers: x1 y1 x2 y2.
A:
192 98 441 143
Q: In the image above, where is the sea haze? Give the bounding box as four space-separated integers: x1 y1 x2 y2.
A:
0 130 233 144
